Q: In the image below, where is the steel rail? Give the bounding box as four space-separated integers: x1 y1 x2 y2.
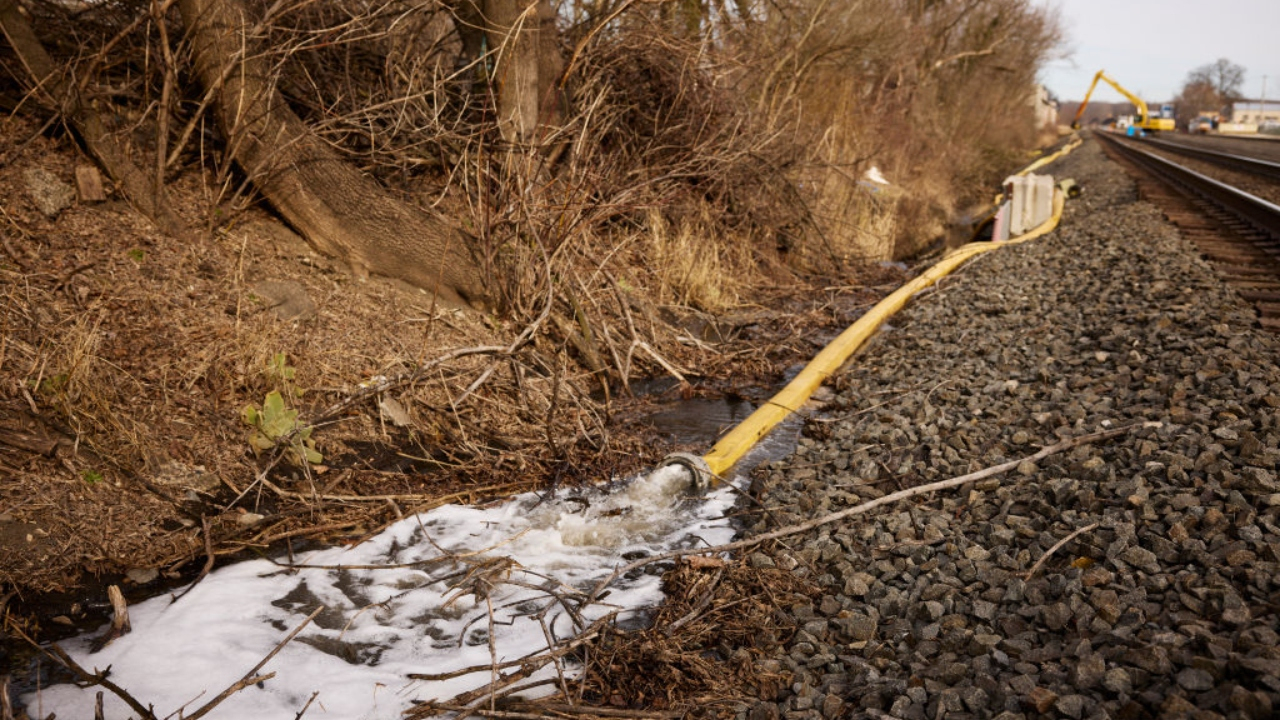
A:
1138 136 1280 183
1099 133 1280 246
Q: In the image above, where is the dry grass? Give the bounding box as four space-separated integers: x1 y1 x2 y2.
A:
644 208 749 313
562 556 820 714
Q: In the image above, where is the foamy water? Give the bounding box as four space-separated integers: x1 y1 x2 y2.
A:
24 466 742 720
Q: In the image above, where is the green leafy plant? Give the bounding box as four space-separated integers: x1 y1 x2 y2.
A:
34 373 68 397
126 248 146 263
82 469 104 485
265 353 302 397
241 390 322 466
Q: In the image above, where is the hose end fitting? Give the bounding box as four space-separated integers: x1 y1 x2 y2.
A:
657 452 714 493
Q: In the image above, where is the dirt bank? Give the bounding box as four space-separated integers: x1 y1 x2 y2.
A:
0 115 909 636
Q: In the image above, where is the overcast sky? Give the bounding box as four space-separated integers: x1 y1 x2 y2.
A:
1033 0 1280 106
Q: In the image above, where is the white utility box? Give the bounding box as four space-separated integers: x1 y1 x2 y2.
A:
1003 173 1055 237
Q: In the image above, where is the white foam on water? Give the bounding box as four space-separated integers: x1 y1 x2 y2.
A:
25 466 743 720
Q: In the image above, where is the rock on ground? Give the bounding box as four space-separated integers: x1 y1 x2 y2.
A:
740 138 1280 719
23 166 76 217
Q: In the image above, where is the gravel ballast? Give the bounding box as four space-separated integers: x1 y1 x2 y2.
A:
740 138 1280 720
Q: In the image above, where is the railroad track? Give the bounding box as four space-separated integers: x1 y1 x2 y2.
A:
1095 130 1280 331
1140 136 1280 183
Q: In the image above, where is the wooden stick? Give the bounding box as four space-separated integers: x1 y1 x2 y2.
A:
184 606 323 720
585 425 1135 603
314 345 506 423
293 691 320 720
1025 522 1100 580
40 643 159 720
88 585 131 653
1 674 14 720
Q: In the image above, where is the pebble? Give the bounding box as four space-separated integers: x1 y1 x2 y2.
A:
740 139 1280 719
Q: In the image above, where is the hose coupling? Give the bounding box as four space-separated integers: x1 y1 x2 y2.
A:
657 452 714 493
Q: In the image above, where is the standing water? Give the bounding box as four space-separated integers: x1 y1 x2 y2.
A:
22 464 746 719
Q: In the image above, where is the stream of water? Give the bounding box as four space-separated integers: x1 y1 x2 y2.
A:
18 397 802 720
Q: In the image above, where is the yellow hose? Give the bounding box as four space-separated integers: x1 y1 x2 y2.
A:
1015 137 1083 177
702 184 1069 479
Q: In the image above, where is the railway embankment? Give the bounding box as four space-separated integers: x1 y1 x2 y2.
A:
739 137 1280 719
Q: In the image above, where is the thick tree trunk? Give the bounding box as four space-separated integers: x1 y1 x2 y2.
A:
177 0 487 307
453 0 564 144
487 0 539 142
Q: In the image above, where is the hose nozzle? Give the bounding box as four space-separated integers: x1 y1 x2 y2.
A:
656 452 713 493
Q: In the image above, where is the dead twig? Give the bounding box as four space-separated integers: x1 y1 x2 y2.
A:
171 515 217 603
662 566 724 636
406 613 613 685
584 425 1135 604
293 690 320 720
313 345 507 424
183 605 324 720
4 618 160 720
1025 522 1100 581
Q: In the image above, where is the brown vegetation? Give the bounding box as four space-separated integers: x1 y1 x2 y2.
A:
1 0 1061 639
1173 58 1247 128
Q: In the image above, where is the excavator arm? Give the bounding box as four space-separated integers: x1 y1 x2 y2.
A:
1071 70 1175 132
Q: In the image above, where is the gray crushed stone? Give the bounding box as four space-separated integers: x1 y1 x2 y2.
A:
23 166 76 217
738 138 1280 720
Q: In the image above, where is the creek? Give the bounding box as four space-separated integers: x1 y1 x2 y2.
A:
11 392 802 719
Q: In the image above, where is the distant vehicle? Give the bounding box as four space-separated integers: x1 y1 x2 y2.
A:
1071 70 1177 134
1189 116 1215 134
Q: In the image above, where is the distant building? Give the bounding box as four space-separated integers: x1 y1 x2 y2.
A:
1231 99 1280 128
1031 84 1058 131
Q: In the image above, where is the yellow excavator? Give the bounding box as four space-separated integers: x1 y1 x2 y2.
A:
1071 70 1177 133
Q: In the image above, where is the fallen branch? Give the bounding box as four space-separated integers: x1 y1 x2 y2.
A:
88 585 131 653
585 425 1135 603
7 630 160 720
404 615 619 718
2 674 13 720
313 345 507 424
630 340 688 386
406 618 608 683
184 605 324 720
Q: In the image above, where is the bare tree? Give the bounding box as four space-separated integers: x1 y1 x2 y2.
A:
1186 58 1246 104
1173 79 1222 127
176 0 490 307
1176 58 1246 127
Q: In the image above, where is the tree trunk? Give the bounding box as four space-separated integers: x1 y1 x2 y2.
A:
455 0 564 144
178 0 487 307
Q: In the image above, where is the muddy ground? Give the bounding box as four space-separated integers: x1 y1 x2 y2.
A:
0 115 910 647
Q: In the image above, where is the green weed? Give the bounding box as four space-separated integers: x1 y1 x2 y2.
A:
241 390 322 466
